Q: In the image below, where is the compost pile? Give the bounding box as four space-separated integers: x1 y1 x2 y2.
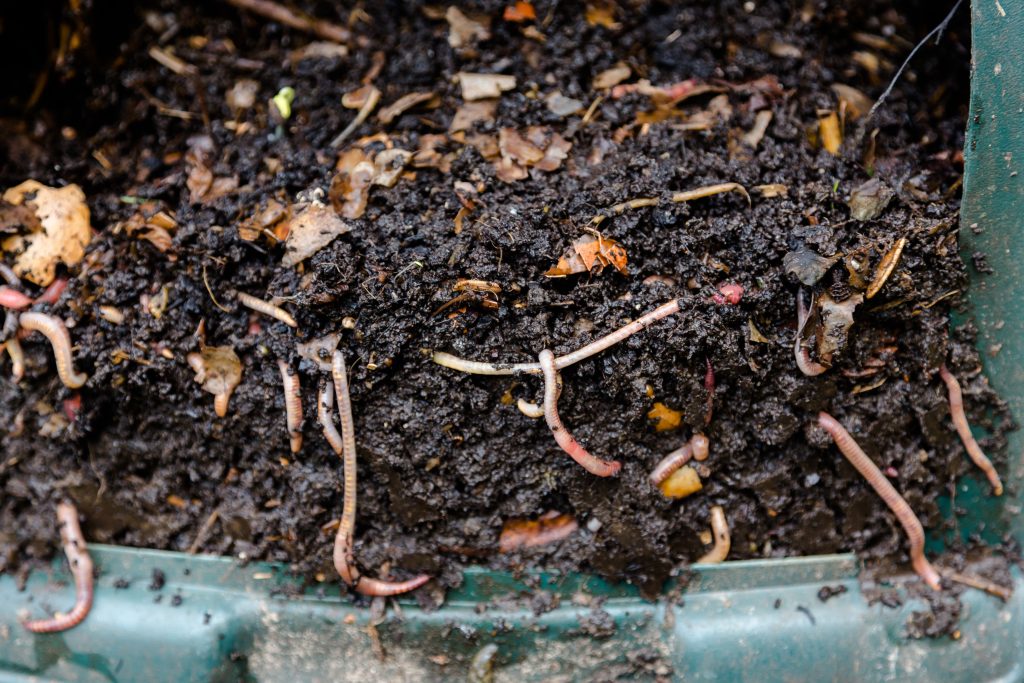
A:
0 0 1011 603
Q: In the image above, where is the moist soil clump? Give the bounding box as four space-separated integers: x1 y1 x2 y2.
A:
0 0 1012 606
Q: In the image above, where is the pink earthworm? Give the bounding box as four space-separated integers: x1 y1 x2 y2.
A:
331 350 430 596
794 288 827 376
22 502 94 633
711 283 743 305
691 433 710 461
277 359 303 453
236 291 297 327
0 287 32 310
433 298 682 375
35 278 67 306
539 349 621 477
939 365 1003 496
697 505 730 564
5 339 25 380
703 358 715 425
317 379 343 454
649 442 693 486
18 312 88 388
818 411 941 590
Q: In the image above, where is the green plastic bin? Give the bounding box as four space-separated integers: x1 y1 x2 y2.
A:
3 2 1023 680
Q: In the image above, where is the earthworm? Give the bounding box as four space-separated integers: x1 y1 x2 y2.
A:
318 379 343 454
22 502 94 633
691 434 710 461
939 365 1003 496
0 264 20 288
703 358 715 424
516 398 544 419
697 505 730 564
236 291 297 328
649 442 693 486
794 288 827 376
18 312 88 388
539 349 621 477
5 339 24 380
278 359 303 453
35 277 67 306
331 350 431 596
0 287 32 310
817 411 941 590
711 283 743 305
433 298 682 375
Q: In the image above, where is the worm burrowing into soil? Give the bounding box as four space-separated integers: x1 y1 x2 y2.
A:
18 312 88 388
939 365 1003 496
817 411 941 590
21 502 94 633
697 505 731 564
539 349 621 477
277 359 303 452
332 350 431 596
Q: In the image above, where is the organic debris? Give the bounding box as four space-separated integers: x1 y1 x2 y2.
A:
658 466 702 499
817 110 842 154
544 233 627 277
330 85 381 148
1 181 92 286
498 512 578 552
446 7 491 49
866 237 906 298
783 248 840 286
593 64 631 90
186 345 243 417
503 1 536 22
282 203 352 265
848 178 894 221
495 126 571 182
377 91 436 124
457 72 517 101
648 402 682 432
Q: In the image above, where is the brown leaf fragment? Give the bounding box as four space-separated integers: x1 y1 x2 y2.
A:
866 237 906 299
499 513 578 552
446 6 491 48
238 199 289 242
187 346 242 418
499 128 545 165
412 134 454 173
118 204 178 254
457 72 516 101
831 84 873 120
544 233 627 277
282 203 352 266
1 181 93 286
847 178 894 221
593 64 631 90
817 110 842 155
545 91 584 117
449 99 498 132
585 0 621 29
329 148 375 219
377 91 437 124
372 149 413 188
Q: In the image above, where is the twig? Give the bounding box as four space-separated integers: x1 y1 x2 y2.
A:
939 567 1012 601
202 265 231 313
188 506 222 554
224 0 355 44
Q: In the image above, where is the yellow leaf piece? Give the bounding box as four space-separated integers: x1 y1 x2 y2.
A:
2 181 92 286
647 401 682 432
818 110 842 155
658 466 702 499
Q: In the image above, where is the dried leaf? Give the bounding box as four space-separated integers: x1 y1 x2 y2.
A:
866 237 906 299
544 233 627 277
1 181 92 286
499 513 578 552
446 6 491 49
847 178 894 221
377 91 436 124
831 84 873 120
818 110 842 155
329 148 374 219
372 149 413 188
412 134 454 173
282 203 352 266
188 346 242 403
648 402 682 432
503 1 536 22
783 248 840 286
238 199 289 242
817 292 863 363
499 128 545 165
297 333 341 372
449 99 497 132
748 319 771 343
186 154 238 204
288 41 348 63
457 72 516 101
585 1 621 29
593 64 631 90
119 206 178 254
545 91 584 117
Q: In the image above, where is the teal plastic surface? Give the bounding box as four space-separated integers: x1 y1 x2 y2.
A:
3 1 1024 680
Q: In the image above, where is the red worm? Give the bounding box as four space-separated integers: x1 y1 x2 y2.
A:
704 358 715 425
277 359 303 453
331 350 431 596
794 288 827 376
538 349 621 477
317 379 343 454
818 412 941 591
22 502 94 633
649 442 693 486
18 312 88 388
939 366 1003 496
35 278 67 306
0 287 32 310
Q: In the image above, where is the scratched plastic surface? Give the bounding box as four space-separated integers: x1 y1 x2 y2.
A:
2 1 1024 680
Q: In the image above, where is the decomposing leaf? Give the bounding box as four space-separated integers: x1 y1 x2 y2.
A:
1 181 92 286
412 134 455 173
783 248 840 286
377 91 436 124
238 199 290 242
611 78 724 106
847 177 894 221
593 63 631 90
287 41 348 64
372 148 413 188
831 83 873 120
457 72 516 101
329 148 375 219
817 110 842 155
648 402 683 432
446 6 491 49
866 237 906 299
503 1 536 22
282 203 352 266
545 233 627 277
499 513 578 552
187 345 242 418
585 0 621 29
659 466 702 499
545 91 584 117
117 204 178 255
817 292 863 363
495 126 572 182
186 156 238 205
449 99 498 132
226 79 260 114
748 319 771 343
297 332 341 372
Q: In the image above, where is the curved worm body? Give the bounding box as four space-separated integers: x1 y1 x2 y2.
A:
939 366 1003 495
22 502 94 633
5 339 25 380
650 442 693 486
18 312 87 388
331 350 430 595
794 289 827 377
516 398 544 419
539 350 621 477
317 379 343 454
35 278 67 306
818 412 941 590
277 359 303 453
691 434 710 461
697 505 731 564
433 298 683 375
236 291 297 328
0 287 32 310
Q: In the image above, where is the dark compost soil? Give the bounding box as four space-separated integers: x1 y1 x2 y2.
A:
0 0 1013 607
